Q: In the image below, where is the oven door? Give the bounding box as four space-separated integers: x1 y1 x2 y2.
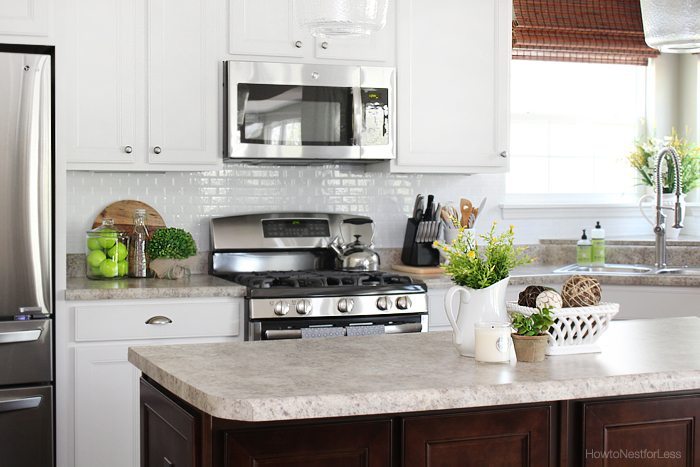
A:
249 314 428 341
225 61 394 162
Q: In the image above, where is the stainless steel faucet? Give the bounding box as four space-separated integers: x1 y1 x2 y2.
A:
653 146 684 268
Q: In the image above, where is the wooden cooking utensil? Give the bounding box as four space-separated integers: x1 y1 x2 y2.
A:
92 200 166 235
459 198 473 228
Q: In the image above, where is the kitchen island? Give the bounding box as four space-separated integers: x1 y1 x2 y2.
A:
129 317 700 466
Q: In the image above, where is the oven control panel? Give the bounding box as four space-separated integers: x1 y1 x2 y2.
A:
250 294 428 320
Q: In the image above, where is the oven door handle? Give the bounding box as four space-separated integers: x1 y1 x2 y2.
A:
385 323 423 334
264 322 423 340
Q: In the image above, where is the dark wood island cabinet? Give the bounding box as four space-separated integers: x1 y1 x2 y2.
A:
140 377 699 467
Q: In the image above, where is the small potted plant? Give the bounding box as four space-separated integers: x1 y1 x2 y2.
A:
146 227 197 279
510 307 555 363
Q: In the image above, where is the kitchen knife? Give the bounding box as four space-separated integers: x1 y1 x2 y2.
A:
412 194 424 221
424 195 434 221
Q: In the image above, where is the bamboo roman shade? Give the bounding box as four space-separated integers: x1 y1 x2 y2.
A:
512 0 660 66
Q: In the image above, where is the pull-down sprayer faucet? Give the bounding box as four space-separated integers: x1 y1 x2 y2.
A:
653 146 683 268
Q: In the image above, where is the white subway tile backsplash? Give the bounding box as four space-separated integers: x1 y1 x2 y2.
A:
66 165 504 253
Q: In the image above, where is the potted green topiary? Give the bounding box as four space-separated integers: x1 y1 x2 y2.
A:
146 228 197 279
510 307 555 362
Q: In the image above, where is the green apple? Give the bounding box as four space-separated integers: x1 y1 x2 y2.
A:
97 230 117 249
108 243 128 261
99 259 119 278
87 250 107 268
89 266 102 277
117 260 128 277
86 237 101 250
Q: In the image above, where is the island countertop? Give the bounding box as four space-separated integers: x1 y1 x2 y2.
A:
128 317 700 422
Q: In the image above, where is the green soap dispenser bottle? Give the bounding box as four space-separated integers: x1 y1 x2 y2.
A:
591 221 605 267
577 229 592 267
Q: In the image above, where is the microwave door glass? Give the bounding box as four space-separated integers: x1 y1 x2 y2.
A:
238 84 354 147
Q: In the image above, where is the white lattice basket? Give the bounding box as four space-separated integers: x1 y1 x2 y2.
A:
506 302 620 355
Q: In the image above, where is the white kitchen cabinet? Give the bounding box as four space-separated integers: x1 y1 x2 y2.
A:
392 0 510 173
60 0 219 171
227 0 395 64
427 288 452 332
56 297 242 467
0 0 50 41
229 0 306 58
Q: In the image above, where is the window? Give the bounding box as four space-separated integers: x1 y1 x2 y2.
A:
507 60 647 198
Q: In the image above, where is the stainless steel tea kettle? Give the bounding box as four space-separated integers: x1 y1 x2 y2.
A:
329 234 380 271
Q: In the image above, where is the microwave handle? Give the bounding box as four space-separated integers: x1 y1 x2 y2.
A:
352 87 363 146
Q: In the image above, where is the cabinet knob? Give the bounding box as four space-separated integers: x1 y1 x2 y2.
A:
153 146 162 155
321 41 329 49
499 151 508 158
145 316 172 325
124 145 133 154
294 40 303 48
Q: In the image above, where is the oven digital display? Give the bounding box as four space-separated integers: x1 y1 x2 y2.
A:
262 219 331 238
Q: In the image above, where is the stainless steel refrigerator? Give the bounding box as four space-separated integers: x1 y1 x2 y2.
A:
0 47 54 467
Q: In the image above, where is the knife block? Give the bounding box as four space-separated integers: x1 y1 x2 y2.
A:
400 218 439 267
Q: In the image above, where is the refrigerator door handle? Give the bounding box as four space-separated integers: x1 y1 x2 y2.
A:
0 396 42 413
0 329 42 344
18 55 52 316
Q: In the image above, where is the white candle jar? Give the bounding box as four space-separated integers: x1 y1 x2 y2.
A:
474 322 511 363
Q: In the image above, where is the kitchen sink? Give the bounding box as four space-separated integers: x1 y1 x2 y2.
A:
654 268 700 276
553 264 653 275
553 264 700 276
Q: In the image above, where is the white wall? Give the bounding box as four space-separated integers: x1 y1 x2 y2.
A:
66 167 506 253
67 165 675 254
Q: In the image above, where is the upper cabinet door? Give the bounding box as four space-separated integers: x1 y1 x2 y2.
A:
393 0 510 173
229 0 307 58
313 1 395 64
62 0 142 165
0 0 48 37
147 0 218 167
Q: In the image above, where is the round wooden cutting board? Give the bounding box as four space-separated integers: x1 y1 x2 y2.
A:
92 200 166 235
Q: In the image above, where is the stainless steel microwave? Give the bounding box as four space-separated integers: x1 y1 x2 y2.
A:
224 61 395 163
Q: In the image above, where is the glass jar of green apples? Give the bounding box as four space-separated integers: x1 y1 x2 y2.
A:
85 219 129 280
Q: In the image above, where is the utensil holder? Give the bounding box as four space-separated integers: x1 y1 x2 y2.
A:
401 218 439 266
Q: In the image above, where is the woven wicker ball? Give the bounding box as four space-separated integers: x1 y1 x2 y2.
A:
562 275 601 307
535 289 563 310
518 285 548 307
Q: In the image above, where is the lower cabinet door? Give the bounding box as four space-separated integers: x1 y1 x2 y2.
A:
140 378 196 467
74 344 140 467
224 419 392 466
583 394 700 466
403 405 553 467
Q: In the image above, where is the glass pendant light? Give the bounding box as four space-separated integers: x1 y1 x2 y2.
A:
298 0 389 38
640 0 700 53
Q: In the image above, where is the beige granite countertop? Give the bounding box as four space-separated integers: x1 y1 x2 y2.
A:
129 317 700 422
65 275 246 301
400 264 700 289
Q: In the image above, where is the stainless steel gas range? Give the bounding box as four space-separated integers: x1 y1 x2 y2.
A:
210 213 428 341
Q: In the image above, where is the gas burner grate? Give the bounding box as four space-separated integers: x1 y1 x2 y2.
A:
228 271 416 289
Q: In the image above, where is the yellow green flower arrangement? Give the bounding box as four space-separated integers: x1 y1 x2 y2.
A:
627 129 700 194
433 222 531 290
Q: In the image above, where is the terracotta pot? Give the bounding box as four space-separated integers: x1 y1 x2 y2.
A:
511 334 548 362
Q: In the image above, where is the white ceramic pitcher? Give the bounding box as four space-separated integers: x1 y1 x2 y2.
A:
444 277 510 357
639 193 686 240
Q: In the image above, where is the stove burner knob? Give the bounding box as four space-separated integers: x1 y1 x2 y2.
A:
396 296 412 310
273 301 290 316
296 299 312 315
376 296 393 311
337 298 354 313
